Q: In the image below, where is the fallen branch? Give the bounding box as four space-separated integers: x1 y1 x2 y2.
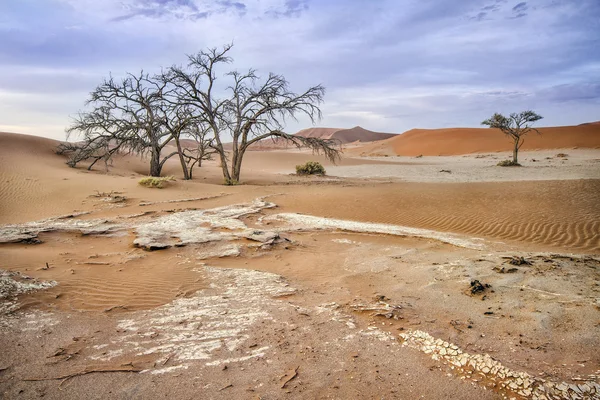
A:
280 366 299 389
81 262 110 265
138 193 229 206
104 305 128 312
219 384 233 391
351 302 403 320
505 285 561 296
24 365 142 383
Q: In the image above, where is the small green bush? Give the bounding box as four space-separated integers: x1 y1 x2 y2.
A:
296 161 326 175
497 160 521 167
138 176 175 188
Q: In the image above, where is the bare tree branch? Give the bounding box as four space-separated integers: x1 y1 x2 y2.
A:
65 71 175 176
166 44 340 184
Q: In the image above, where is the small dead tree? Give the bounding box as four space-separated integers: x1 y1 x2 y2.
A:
482 111 543 165
160 104 198 180
166 44 340 185
56 136 117 171
180 123 217 179
66 71 177 176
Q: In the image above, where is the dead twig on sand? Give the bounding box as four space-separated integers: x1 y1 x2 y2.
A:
351 302 404 320
450 320 464 333
138 193 229 206
505 285 561 296
80 262 110 265
219 384 233 391
24 365 142 387
280 366 299 389
104 305 128 312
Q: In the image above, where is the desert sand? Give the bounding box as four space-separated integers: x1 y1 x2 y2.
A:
1 129 599 399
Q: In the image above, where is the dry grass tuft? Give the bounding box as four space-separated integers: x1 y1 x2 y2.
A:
138 176 175 188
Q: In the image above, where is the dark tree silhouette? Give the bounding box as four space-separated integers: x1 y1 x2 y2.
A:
66 71 177 177
165 44 340 185
179 123 217 179
482 111 543 165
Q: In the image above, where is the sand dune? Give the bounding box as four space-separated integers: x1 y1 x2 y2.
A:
1 129 600 399
1 235 206 311
292 127 342 140
1 131 598 253
297 126 397 143
248 126 397 149
351 123 600 156
275 180 600 253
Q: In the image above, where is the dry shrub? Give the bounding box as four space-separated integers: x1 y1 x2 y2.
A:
296 161 326 175
138 176 175 188
497 160 521 167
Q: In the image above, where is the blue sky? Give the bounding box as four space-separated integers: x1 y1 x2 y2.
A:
1 0 599 139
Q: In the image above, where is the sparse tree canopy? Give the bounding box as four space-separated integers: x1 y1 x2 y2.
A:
65 71 209 178
178 123 217 180
66 71 178 176
482 110 543 165
165 44 340 185
65 44 339 182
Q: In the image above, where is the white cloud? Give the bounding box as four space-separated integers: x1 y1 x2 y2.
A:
0 0 598 139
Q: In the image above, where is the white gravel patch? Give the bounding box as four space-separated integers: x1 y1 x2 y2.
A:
327 150 600 183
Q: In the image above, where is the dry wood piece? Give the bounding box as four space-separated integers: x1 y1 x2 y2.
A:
469 280 490 295
138 193 229 206
280 366 299 389
24 364 142 385
104 305 128 312
219 384 233 391
351 301 403 320
508 256 531 266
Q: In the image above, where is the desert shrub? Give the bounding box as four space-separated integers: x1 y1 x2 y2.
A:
555 153 568 158
296 161 326 175
497 160 521 167
138 176 175 188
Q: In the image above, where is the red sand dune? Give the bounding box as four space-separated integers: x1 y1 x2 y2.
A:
350 123 600 156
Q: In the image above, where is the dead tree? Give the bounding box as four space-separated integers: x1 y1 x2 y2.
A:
482 111 543 164
160 104 198 180
66 71 177 176
165 44 340 185
56 136 117 171
180 123 217 179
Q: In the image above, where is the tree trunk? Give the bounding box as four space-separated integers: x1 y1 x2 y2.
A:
513 139 519 164
189 160 198 180
231 148 245 184
150 147 162 177
174 138 190 180
219 151 233 184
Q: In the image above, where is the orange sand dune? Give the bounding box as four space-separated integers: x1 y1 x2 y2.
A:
351 123 600 156
1 129 600 400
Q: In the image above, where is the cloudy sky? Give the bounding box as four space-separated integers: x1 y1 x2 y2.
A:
1 0 599 140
